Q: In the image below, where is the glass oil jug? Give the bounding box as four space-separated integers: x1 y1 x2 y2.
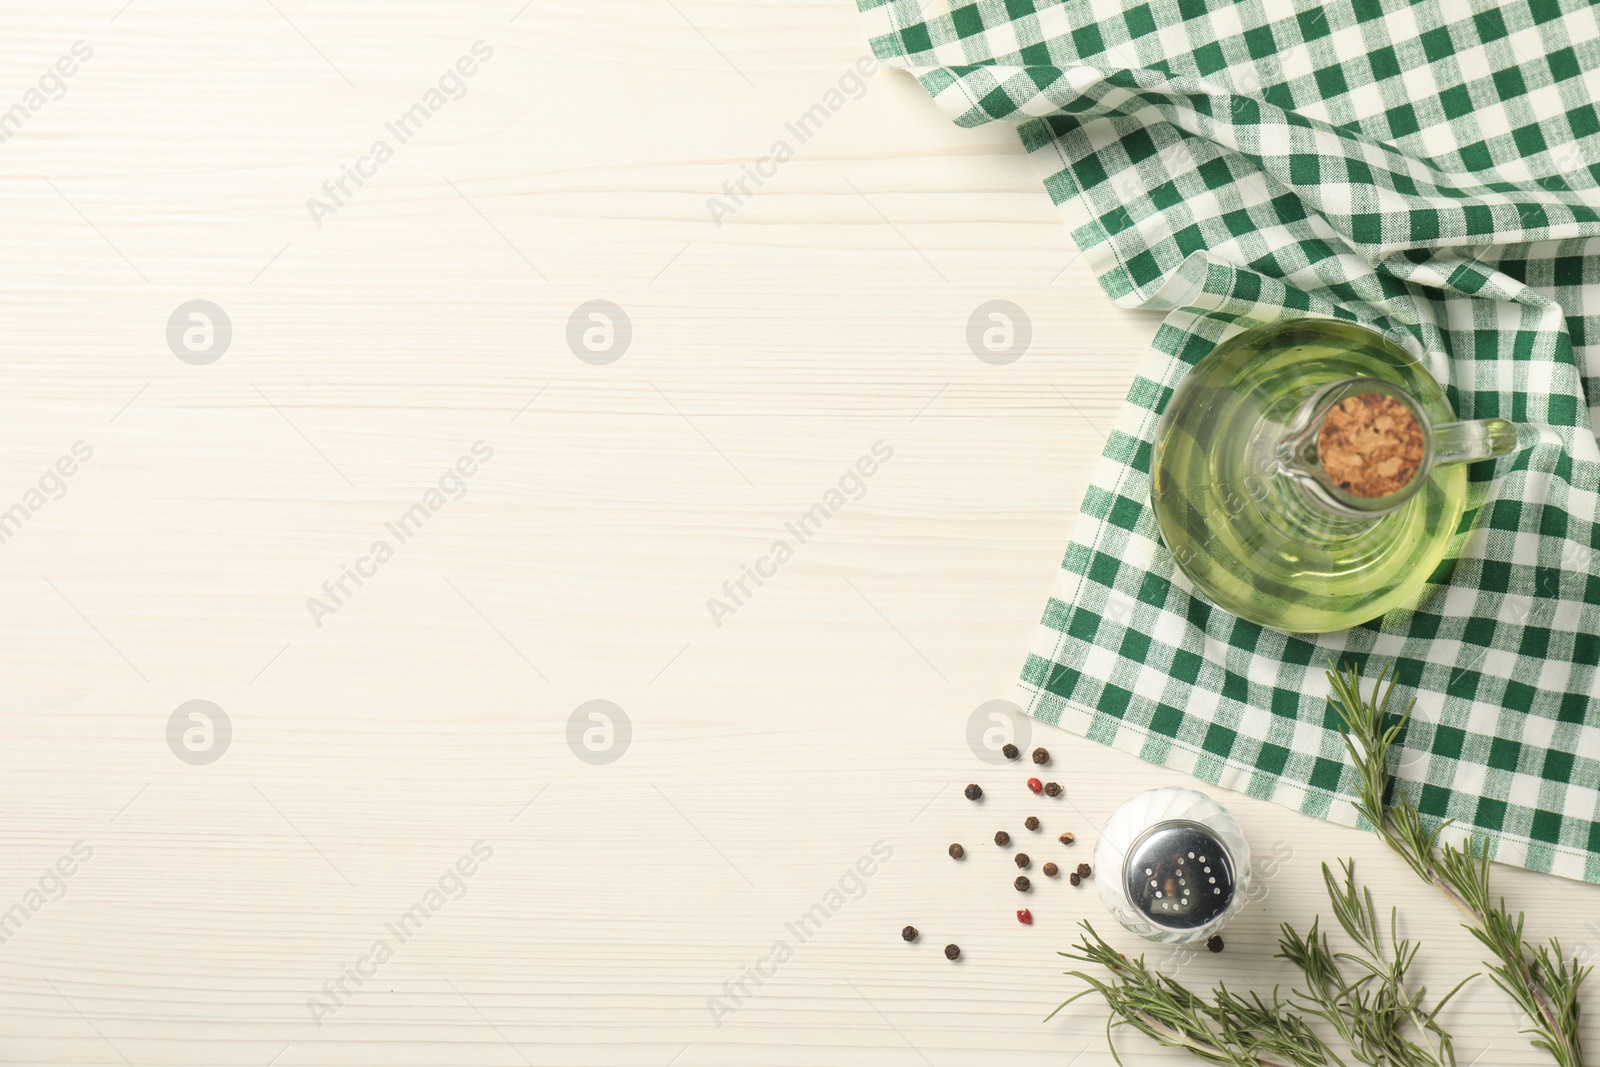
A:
1150 318 1521 633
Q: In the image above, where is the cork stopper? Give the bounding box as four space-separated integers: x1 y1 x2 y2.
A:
1316 393 1424 498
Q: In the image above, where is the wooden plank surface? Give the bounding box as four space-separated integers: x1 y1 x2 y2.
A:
0 1 1595 1063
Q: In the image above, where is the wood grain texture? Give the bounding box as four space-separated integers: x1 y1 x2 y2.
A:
0 1 1594 1064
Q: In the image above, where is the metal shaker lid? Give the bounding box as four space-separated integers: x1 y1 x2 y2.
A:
1122 819 1236 930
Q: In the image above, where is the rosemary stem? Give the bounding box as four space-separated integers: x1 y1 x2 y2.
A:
1134 1011 1264 1064
1422 868 1478 926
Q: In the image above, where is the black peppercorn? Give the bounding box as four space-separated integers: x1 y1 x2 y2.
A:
1069 871 1081 886
1077 862 1092 878
994 830 1011 847
1014 853 1030 869
1043 782 1062 797
1014 876 1030 892
901 925 918 942
1024 816 1040 831
964 784 982 801
1042 861 1058 877
1001 742 1019 760
944 943 960 960
1031 747 1049 765
1207 935 1224 954
948 843 964 860
1058 832 1075 845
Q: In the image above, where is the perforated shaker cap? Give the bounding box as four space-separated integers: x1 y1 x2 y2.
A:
1122 820 1236 930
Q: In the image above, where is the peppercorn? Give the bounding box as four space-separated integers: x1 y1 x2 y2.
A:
948 843 964 860
1027 777 1043 794
964 784 982 801
1042 862 1058 877
1016 908 1032 925
1014 876 1030 892
1043 782 1062 797
944 944 961 960
1001 743 1019 760
1031 747 1049 765
902 925 918 942
1207 935 1224 954
994 830 1010 847
1076 862 1092 878
1024 816 1040 831
1069 872 1081 886
1058 832 1075 846
1014 853 1030 869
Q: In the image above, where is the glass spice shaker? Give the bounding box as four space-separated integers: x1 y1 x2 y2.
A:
1093 787 1251 945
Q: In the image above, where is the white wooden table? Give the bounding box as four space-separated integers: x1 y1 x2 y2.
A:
2 2 1595 1063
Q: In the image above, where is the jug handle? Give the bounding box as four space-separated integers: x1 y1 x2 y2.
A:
1432 418 1521 468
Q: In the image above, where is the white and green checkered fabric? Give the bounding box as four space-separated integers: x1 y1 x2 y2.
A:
859 0 1600 882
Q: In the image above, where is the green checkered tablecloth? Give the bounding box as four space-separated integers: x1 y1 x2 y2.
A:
858 0 1600 882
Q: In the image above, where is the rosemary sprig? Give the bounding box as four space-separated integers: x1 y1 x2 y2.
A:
1054 922 1340 1067
1277 860 1472 1067
1061 863 1467 1067
1327 661 1589 1067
